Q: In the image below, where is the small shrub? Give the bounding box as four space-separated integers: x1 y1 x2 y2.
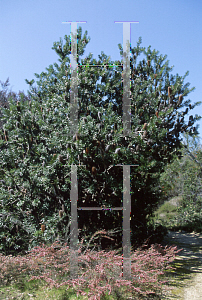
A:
0 230 180 300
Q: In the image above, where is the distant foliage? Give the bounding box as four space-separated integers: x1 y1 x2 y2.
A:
159 132 202 232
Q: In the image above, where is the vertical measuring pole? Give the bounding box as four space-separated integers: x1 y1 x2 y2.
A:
62 21 86 279
122 165 131 279
115 21 139 279
115 21 139 137
69 164 78 279
70 22 78 136
62 21 86 136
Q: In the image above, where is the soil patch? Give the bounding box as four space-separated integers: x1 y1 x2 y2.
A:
162 230 202 299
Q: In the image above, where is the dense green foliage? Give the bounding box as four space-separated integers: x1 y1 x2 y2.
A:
0 27 201 256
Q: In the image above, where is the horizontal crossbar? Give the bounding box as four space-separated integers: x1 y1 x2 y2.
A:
78 207 124 210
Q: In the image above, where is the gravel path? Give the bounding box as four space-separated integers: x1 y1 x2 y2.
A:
162 230 202 299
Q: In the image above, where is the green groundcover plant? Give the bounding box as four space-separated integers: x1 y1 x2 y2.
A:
0 26 201 256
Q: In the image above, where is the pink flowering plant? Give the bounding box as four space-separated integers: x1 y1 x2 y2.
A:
0 229 181 299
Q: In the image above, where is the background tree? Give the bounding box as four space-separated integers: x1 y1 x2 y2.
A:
0 27 201 256
159 131 202 201
159 131 202 231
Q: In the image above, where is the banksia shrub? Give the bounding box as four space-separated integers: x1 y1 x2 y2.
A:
142 131 147 139
178 94 183 104
115 148 121 154
168 86 172 97
143 123 147 130
105 144 111 152
92 166 97 175
0 30 199 257
58 155 64 164
169 95 173 105
41 224 45 232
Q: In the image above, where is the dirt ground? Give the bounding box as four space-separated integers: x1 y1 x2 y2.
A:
162 230 202 299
